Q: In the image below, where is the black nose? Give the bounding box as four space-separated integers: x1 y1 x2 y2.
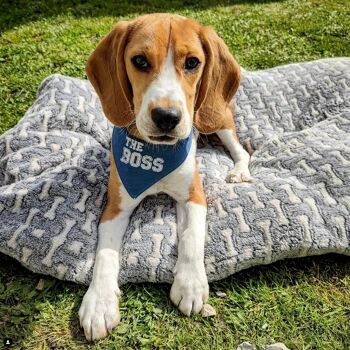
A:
151 107 181 133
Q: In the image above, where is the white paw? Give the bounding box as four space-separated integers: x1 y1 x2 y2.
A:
79 286 121 341
170 264 209 316
226 163 252 183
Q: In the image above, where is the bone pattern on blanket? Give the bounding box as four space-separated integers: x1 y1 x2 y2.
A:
0 58 349 285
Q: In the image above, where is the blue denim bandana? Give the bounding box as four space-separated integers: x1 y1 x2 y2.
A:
112 127 193 198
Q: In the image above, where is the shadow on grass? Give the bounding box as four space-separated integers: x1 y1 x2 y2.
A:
1 0 287 32
0 252 349 348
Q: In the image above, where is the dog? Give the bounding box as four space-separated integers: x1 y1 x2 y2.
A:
79 13 251 341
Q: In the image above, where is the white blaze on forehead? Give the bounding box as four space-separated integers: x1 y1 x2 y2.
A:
136 46 191 137
149 47 185 102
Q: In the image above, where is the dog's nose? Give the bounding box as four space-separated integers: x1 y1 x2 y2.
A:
151 107 181 132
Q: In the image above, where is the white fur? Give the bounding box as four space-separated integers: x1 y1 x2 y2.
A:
216 129 252 182
136 47 192 142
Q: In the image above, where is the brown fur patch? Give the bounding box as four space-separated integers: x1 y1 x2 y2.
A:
170 18 206 122
100 154 122 222
85 21 134 127
188 162 207 207
125 16 171 116
219 111 240 142
194 26 241 134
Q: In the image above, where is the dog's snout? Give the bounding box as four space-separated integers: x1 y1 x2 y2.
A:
151 107 181 132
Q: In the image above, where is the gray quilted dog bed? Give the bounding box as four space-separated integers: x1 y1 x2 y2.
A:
0 58 349 286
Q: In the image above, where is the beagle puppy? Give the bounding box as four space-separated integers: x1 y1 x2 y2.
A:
79 13 251 341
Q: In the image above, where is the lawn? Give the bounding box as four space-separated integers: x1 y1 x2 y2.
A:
0 0 350 349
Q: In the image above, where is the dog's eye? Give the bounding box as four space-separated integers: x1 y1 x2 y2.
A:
132 55 150 70
184 57 200 71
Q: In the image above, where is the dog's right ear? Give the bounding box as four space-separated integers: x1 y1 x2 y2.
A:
86 21 134 127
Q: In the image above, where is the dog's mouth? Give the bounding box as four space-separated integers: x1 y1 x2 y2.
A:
148 135 178 144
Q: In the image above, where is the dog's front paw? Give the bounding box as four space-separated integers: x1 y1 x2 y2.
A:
226 163 253 183
79 286 121 341
170 263 209 316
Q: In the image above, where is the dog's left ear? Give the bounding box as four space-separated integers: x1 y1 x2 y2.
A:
194 26 241 134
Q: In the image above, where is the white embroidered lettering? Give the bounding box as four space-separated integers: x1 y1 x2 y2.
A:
126 137 144 152
135 141 143 152
120 147 131 164
152 158 164 172
121 136 164 172
125 136 132 147
129 152 142 167
141 155 152 170
131 139 138 150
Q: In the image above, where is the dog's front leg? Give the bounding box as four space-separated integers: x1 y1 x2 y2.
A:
79 161 138 341
170 167 209 315
216 128 252 183
79 208 133 341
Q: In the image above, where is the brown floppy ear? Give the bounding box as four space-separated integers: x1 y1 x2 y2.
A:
86 21 134 127
194 27 241 134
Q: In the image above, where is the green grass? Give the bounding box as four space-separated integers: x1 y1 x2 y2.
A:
0 0 350 349
1 254 350 350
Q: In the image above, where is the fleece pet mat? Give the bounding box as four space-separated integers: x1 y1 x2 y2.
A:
0 58 349 285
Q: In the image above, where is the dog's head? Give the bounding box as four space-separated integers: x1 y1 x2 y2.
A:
86 13 240 144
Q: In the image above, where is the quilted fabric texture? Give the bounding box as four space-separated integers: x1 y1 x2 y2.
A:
0 58 349 286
